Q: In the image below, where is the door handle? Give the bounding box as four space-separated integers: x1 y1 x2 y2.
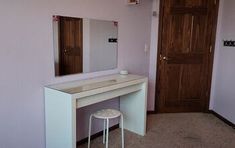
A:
160 54 171 61
162 56 169 61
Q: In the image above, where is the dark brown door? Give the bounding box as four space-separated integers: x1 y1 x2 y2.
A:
156 0 219 112
59 16 83 76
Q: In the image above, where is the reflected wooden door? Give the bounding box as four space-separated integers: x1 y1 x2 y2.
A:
156 0 219 112
59 16 83 76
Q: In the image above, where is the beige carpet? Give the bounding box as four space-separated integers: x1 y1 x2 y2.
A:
79 113 235 148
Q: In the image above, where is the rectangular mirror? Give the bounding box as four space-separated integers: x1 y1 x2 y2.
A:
53 15 118 76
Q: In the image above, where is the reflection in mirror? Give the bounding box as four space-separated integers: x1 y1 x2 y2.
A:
53 15 118 76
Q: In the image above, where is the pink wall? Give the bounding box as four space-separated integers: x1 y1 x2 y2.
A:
1 0 234 147
210 0 235 124
148 0 159 110
0 0 152 148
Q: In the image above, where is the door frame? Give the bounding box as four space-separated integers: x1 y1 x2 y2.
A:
154 0 220 113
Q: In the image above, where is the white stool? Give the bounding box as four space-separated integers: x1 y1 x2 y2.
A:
88 109 124 148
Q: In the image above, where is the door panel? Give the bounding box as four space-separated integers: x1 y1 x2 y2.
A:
59 17 83 76
157 0 219 112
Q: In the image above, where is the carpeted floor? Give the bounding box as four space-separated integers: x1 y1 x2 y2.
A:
79 113 235 148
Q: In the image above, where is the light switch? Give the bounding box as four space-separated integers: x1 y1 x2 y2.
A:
223 40 235 47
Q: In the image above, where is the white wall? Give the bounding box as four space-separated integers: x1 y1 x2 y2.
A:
52 20 60 75
210 0 235 124
89 20 118 72
83 19 118 73
148 0 160 111
83 18 91 73
0 0 152 148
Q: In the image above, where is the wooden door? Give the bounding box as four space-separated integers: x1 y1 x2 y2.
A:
59 16 83 76
156 0 219 112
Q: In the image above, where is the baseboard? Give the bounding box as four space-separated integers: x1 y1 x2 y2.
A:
76 124 119 146
147 111 157 114
209 110 235 129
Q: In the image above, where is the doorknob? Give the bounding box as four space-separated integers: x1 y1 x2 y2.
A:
64 49 68 55
160 54 170 61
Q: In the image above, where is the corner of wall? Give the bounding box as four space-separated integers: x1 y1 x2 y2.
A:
209 0 224 110
147 0 160 111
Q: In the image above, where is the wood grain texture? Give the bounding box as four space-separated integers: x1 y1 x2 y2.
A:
156 0 219 113
59 16 83 76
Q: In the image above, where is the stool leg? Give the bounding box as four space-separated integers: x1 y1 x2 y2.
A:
121 114 124 148
103 119 106 144
106 119 109 148
88 115 93 148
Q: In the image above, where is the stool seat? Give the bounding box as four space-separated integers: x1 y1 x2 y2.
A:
93 109 121 119
88 109 124 148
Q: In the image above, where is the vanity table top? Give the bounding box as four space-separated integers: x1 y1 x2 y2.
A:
46 74 146 94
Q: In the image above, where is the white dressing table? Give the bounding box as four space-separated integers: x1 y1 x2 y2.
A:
45 74 148 148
